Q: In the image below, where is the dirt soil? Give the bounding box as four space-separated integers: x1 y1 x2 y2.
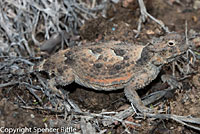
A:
1 0 200 134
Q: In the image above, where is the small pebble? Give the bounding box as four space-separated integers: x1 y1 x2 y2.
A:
30 114 35 118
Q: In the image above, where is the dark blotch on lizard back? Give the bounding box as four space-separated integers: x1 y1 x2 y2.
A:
114 64 122 70
103 57 108 61
81 58 88 62
125 63 130 67
109 70 116 75
124 56 129 60
65 57 74 64
136 46 152 65
63 65 69 70
108 63 124 75
91 48 102 53
57 67 63 74
94 63 103 68
114 48 126 56
64 51 75 64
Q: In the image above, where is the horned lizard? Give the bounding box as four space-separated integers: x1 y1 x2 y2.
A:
37 33 192 113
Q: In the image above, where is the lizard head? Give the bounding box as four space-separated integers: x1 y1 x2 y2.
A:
148 33 192 65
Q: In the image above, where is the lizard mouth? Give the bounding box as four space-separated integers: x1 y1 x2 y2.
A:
167 48 193 63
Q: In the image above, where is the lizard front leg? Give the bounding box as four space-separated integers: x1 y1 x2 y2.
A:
124 64 160 113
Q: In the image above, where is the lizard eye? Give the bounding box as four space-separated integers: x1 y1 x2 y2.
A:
167 40 176 46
